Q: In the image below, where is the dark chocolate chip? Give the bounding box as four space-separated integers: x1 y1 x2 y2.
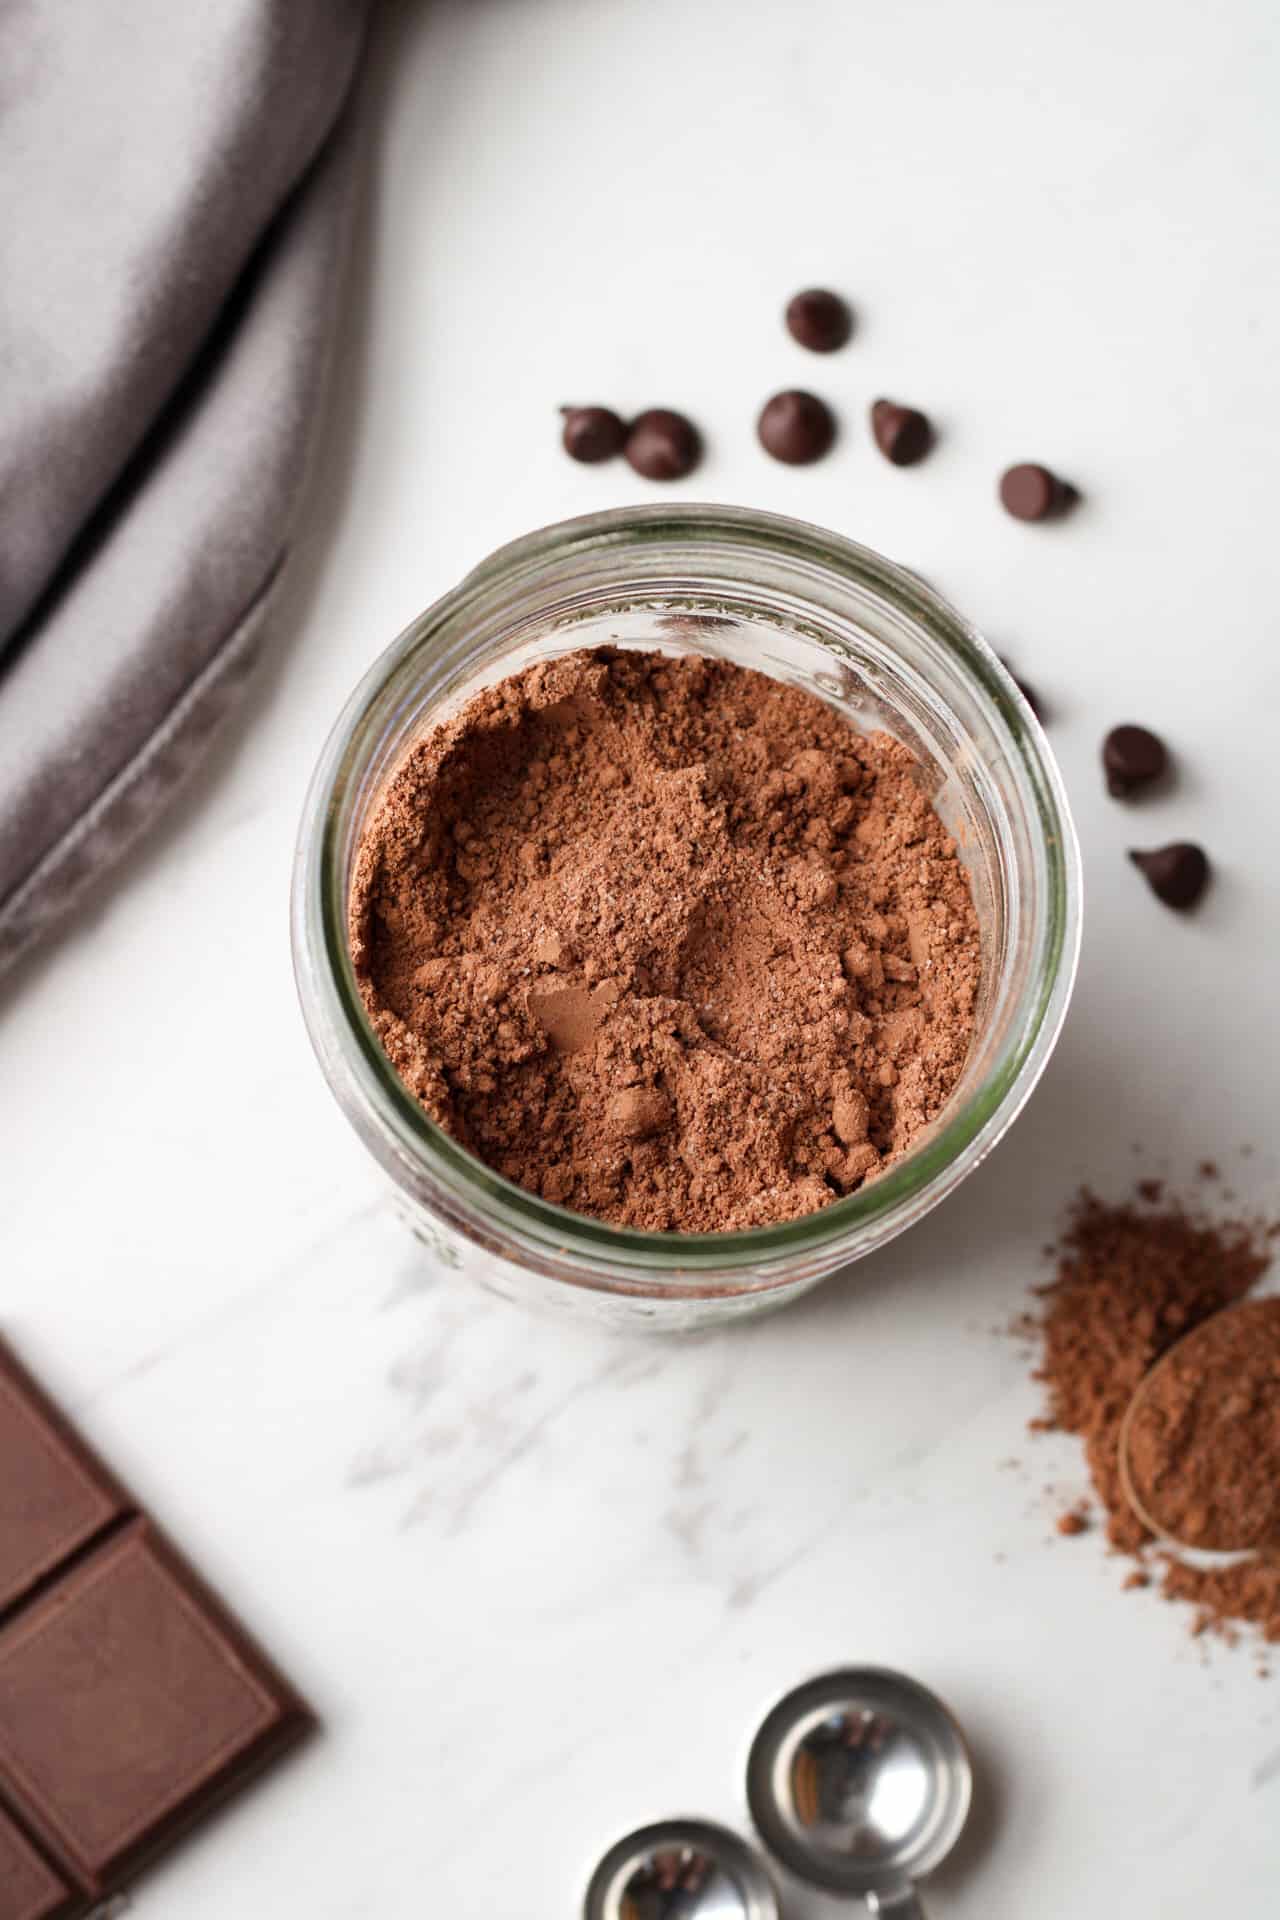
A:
624 409 701 481
560 406 626 464
1129 842 1210 910
999 657 1045 721
757 390 836 465
1103 724 1169 797
999 463 1075 522
870 398 933 466
784 288 852 353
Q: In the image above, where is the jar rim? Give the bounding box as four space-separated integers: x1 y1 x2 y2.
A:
295 503 1082 1281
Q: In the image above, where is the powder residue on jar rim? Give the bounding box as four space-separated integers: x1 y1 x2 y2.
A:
349 646 982 1233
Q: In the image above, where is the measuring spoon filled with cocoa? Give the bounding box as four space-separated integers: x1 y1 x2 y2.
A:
1118 1296 1280 1567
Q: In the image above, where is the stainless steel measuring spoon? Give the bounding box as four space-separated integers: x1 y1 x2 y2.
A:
583 1816 780 1920
745 1667 973 1916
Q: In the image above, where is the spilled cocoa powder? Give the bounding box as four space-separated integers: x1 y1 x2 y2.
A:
1028 1186 1280 1644
350 646 981 1231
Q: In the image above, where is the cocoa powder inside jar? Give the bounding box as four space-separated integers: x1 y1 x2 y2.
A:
350 647 982 1232
1028 1188 1280 1644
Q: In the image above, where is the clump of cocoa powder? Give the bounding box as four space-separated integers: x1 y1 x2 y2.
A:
1028 1185 1280 1644
350 646 981 1231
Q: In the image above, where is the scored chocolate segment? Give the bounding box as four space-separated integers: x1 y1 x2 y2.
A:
0 1341 125 1616
0 1805 78 1920
0 1338 312 1911
0 1522 309 1898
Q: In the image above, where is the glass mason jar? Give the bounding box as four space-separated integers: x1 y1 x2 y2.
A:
292 505 1081 1330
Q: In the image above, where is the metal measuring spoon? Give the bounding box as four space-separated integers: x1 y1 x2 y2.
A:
583 1817 780 1920
745 1667 972 1916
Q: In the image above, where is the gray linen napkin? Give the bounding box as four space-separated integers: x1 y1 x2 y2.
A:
0 0 375 979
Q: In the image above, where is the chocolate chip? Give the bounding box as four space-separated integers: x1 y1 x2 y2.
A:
1129 842 1210 910
870 399 932 466
624 409 701 481
757 390 836 465
999 463 1075 522
1013 675 1042 719
999 657 1046 721
784 288 852 352
1103 724 1168 797
560 406 626 463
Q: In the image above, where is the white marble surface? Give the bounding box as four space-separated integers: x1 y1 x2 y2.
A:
3 0 1280 1911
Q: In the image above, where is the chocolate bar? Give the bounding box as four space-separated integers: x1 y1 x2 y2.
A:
0 1337 311 1917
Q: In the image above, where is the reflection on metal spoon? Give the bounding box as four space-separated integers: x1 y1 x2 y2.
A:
746 1667 972 1913
583 1818 779 1920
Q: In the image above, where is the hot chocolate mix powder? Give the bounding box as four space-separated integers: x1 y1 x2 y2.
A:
351 647 981 1231
1028 1188 1280 1644
1125 1298 1280 1555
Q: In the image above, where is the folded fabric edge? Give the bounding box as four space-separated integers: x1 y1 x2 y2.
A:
0 3 374 657
0 561 281 984
0 54 371 992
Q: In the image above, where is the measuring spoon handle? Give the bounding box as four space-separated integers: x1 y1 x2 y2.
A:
867 1886 925 1919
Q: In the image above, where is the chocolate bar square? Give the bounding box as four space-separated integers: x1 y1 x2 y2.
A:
0 1355 124 1615
0 1339 312 1911
0 1805 75 1920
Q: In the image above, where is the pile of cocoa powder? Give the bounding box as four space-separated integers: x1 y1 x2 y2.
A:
1028 1185 1280 1645
350 646 981 1231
